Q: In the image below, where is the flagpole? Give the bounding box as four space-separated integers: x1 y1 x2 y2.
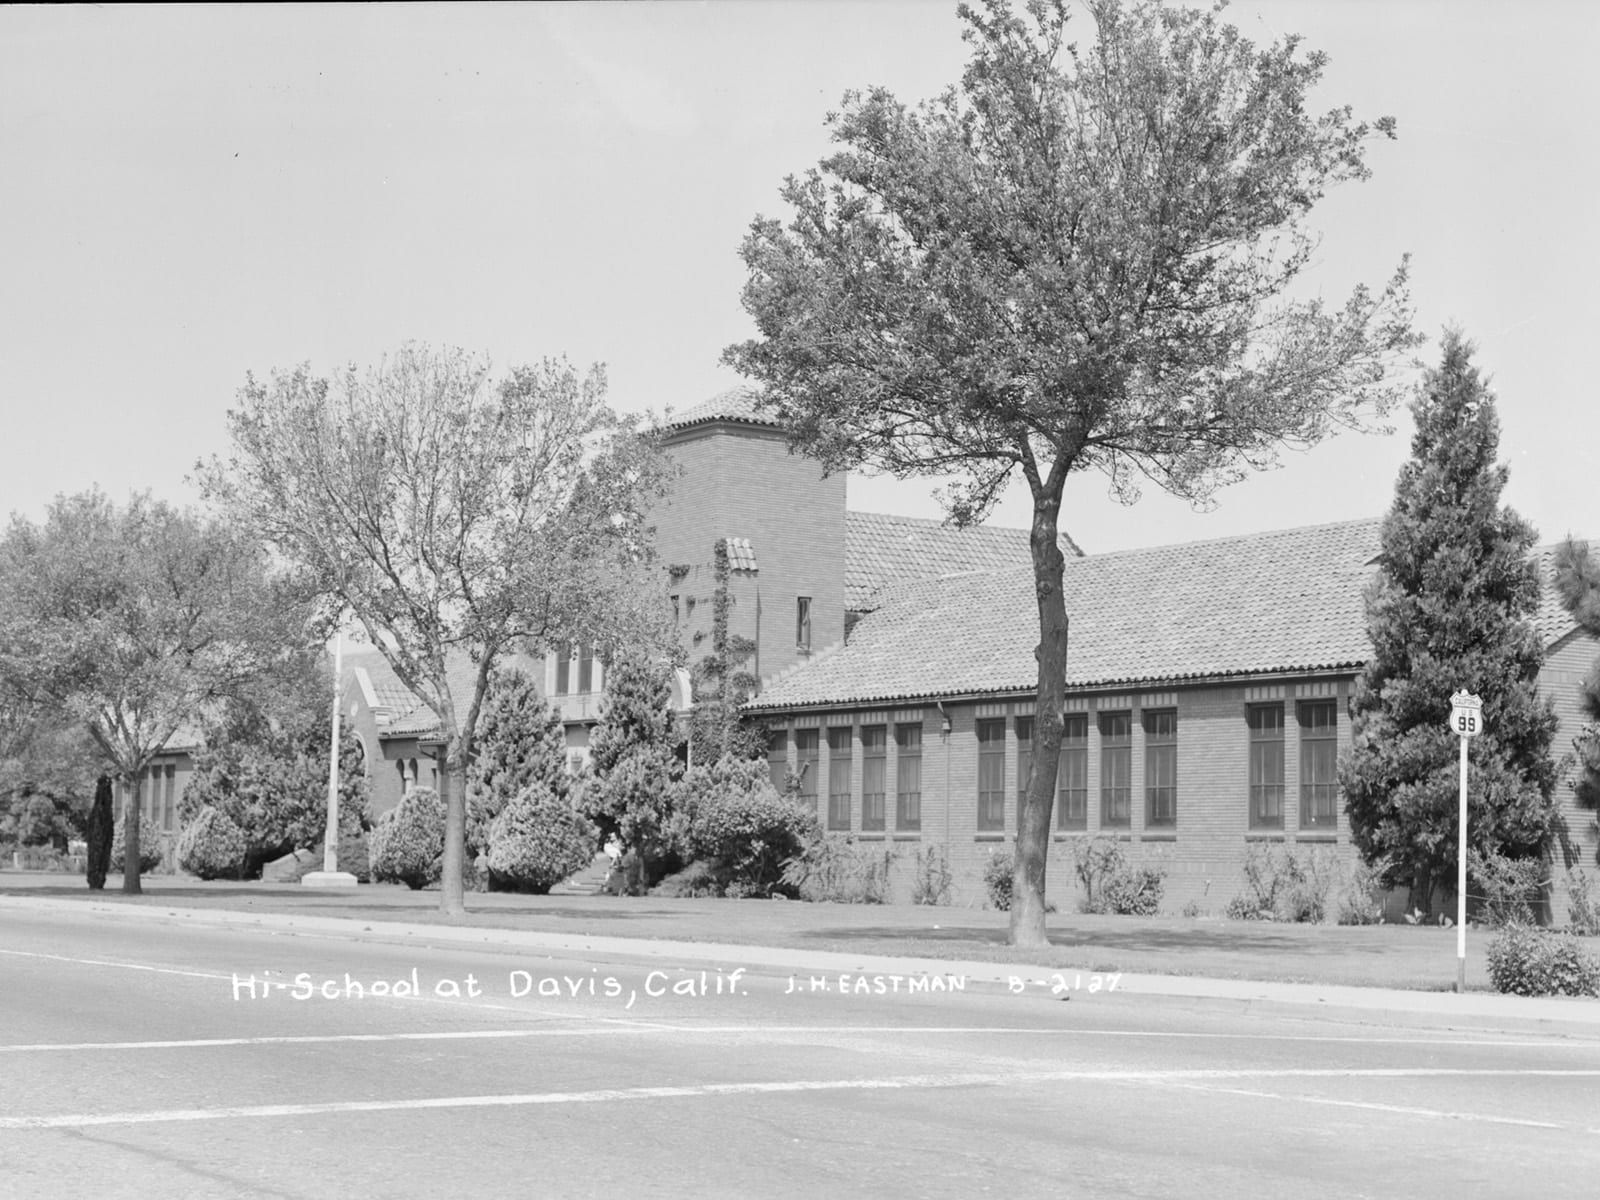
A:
305 627 358 887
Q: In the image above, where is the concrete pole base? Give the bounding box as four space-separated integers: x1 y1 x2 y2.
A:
301 870 360 888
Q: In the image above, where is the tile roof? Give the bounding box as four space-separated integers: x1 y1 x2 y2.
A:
662 386 780 432
725 536 758 572
755 519 1597 712
845 511 1082 611
344 646 539 739
1532 538 1597 647
753 518 1389 709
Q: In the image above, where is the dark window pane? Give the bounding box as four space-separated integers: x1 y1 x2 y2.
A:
977 717 1006 831
895 723 922 831
861 726 886 831
1016 716 1034 801
1144 710 1177 827
795 729 819 809
1100 712 1131 826
827 727 852 830
1298 700 1338 828
768 730 788 793
1057 713 1087 828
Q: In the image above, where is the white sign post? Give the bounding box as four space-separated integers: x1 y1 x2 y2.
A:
1448 690 1484 993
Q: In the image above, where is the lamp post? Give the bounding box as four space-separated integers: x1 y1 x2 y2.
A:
1448 689 1484 993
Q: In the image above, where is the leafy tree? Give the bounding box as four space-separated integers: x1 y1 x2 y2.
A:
0 491 322 894
205 343 674 914
464 666 566 859
1341 332 1559 911
0 695 96 851
179 661 369 880
580 648 683 892
1553 538 1600 826
724 0 1418 945
687 538 766 763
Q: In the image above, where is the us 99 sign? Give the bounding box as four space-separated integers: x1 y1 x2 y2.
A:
1449 690 1484 739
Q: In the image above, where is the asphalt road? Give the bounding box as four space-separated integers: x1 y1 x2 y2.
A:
3 904 1598 1200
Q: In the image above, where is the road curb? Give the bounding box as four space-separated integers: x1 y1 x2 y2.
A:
7 893 1600 1035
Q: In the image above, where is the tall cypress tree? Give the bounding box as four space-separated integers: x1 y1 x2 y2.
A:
463 666 565 859
579 649 683 891
1553 539 1600 821
1342 331 1559 909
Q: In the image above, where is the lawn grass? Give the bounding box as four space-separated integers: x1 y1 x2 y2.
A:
0 869 1536 993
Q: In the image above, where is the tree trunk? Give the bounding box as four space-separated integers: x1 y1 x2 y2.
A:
1011 485 1070 948
438 755 466 916
122 772 143 895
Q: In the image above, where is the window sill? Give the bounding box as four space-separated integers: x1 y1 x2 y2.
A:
890 833 921 841
856 833 886 842
1139 832 1178 842
1053 830 1089 839
1292 832 1339 843
974 833 1007 843
1245 832 1286 842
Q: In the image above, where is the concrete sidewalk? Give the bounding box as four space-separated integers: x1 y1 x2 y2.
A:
7 891 1600 1036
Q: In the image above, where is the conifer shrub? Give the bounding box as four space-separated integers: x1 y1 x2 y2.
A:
109 814 162 874
1342 332 1560 910
368 787 445 890
175 806 251 880
1486 924 1600 997
485 784 597 894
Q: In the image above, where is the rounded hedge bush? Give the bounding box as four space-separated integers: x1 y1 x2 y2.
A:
175 806 251 880
669 758 820 896
1486 923 1600 997
485 784 597 894
369 787 445 890
109 814 163 874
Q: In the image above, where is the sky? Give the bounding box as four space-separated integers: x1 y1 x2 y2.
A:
2 1 1595 554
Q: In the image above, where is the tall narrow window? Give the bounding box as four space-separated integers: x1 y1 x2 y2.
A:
895 723 922 831
796 597 812 651
827 727 853 831
1248 705 1285 828
1100 712 1132 827
163 764 177 832
577 644 595 693
670 595 680 627
861 726 887 831
794 729 819 812
1015 716 1034 809
768 729 789 793
1057 713 1088 829
555 645 571 695
977 718 1006 831
1144 710 1177 827
1299 700 1339 828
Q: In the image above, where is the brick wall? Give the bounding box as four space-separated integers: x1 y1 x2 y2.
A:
1544 628 1600 919
653 421 846 689
766 675 1363 911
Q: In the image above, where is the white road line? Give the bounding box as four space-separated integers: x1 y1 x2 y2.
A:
1157 1081 1574 1131
5 1068 1600 1131
0 1025 1591 1054
0 947 223 982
